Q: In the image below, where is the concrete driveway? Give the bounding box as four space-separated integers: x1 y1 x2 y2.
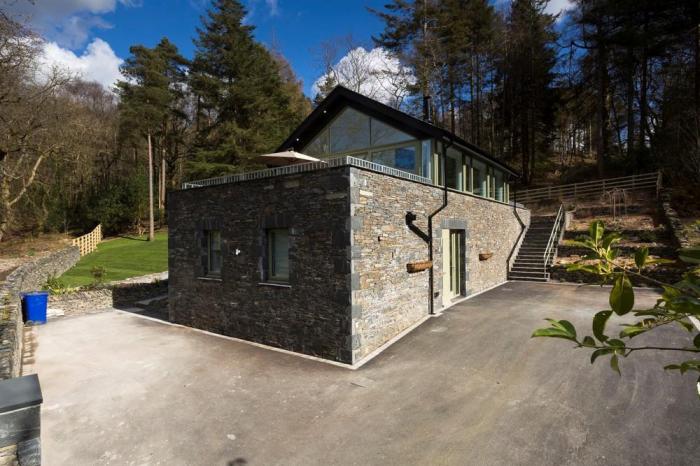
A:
29 282 700 465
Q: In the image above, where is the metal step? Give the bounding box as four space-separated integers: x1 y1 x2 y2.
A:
508 269 548 275
508 275 549 282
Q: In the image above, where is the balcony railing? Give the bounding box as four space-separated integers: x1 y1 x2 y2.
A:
181 156 434 189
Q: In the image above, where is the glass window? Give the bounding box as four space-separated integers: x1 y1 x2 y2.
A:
496 170 504 202
371 144 417 173
371 119 413 146
206 230 222 276
267 229 289 282
330 107 370 153
421 140 432 179
464 157 472 192
472 159 486 196
445 147 463 190
303 128 329 156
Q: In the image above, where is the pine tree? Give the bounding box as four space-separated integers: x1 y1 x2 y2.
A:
189 0 307 177
116 44 174 240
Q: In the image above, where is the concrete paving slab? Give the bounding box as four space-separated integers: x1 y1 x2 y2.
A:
31 282 700 465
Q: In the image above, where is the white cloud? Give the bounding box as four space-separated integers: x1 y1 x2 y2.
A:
313 47 416 109
40 38 124 90
545 0 574 16
5 0 140 48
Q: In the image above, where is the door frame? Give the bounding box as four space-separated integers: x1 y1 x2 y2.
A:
442 228 466 303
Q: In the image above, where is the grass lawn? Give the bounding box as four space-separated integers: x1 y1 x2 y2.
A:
59 231 168 287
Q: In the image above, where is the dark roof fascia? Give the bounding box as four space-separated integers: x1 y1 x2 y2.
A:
277 85 519 177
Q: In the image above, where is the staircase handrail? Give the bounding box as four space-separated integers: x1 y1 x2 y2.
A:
543 204 564 273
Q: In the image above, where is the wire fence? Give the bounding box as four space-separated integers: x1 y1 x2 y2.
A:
511 172 661 205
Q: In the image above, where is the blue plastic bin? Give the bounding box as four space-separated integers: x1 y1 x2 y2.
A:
22 291 49 324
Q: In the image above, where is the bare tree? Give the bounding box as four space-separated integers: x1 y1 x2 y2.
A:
0 13 74 241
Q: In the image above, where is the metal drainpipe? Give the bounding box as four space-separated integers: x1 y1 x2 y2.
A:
427 138 453 315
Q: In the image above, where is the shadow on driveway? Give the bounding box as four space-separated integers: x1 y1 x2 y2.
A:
33 282 700 465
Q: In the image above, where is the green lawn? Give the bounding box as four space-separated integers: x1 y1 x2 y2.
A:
60 231 168 287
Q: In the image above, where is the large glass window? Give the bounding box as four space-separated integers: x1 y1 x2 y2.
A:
372 144 417 172
266 229 289 282
472 159 486 196
303 128 329 156
301 107 424 175
329 107 370 153
495 170 504 202
371 119 413 146
421 140 432 179
445 147 463 190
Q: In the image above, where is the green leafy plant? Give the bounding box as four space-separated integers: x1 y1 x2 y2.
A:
638 230 657 243
90 266 107 285
533 221 700 399
42 274 76 295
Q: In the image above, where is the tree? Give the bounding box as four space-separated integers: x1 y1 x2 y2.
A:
533 221 700 400
189 0 307 176
498 0 557 184
312 36 415 109
0 13 72 241
116 41 183 240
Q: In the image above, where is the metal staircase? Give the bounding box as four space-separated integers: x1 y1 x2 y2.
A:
509 205 564 282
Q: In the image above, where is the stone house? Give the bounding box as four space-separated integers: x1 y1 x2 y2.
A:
168 86 530 366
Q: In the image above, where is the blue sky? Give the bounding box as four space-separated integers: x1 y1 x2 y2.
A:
100 0 390 94
9 0 572 95
10 0 390 95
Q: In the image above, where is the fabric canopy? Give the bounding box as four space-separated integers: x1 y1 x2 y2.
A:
255 151 323 167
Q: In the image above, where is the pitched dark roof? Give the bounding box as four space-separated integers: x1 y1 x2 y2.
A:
276 85 519 177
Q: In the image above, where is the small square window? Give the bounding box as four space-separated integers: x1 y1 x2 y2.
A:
206 230 222 276
266 229 289 282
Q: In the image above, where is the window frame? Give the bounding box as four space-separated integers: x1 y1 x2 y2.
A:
205 229 222 277
266 228 290 283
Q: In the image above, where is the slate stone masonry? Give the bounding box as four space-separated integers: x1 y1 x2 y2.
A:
349 169 530 361
169 165 529 365
168 167 353 363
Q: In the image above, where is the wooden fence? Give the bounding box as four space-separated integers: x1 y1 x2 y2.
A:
72 224 102 256
510 172 661 205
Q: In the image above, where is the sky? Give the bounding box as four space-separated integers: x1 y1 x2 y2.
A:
6 0 574 96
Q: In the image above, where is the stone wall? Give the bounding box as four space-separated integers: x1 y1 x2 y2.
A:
48 280 168 317
0 246 80 380
168 167 353 363
659 190 690 249
3 246 80 293
349 169 530 361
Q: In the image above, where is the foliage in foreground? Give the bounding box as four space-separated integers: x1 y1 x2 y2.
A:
532 221 700 399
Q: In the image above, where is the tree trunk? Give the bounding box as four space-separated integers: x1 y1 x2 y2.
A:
596 35 609 177
0 170 10 242
626 46 636 162
147 131 155 241
638 13 649 152
161 147 166 211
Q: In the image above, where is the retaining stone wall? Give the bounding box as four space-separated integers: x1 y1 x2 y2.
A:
349 169 530 361
659 191 690 249
0 246 80 380
48 280 168 317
